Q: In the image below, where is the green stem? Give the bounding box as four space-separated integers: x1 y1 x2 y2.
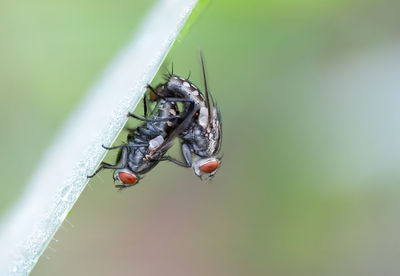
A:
0 0 201 274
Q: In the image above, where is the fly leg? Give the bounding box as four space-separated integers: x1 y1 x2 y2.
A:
127 113 181 122
161 98 196 103
181 143 193 167
146 84 163 99
125 89 166 123
101 144 147 150
126 92 156 127
127 98 194 122
102 144 126 150
142 91 159 116
143 92 149 118
87 146 129 178
161 157 190 167
87 162 120 178
161 143 192 168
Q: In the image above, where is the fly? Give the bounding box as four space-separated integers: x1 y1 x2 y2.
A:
87 95 195 188
134 50 223 180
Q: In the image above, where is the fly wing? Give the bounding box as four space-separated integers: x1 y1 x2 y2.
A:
157 101 198 152
199 49 212 126
209 105 222 155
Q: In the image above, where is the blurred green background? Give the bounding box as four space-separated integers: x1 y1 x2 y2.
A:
1 0 400 275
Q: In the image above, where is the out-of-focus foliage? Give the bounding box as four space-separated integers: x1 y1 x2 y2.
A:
1 0 400 275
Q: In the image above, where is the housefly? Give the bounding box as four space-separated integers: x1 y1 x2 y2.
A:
88 95 196 188
136 51 223 180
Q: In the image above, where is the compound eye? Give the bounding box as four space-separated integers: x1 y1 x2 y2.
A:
199 160 219 173
118 171 137 185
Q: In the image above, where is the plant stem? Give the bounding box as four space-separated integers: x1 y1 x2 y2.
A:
0 0 199 274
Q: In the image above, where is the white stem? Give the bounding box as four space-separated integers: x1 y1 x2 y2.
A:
0 0 198 274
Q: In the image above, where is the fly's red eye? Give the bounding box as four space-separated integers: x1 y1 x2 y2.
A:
199 160 219 173
118 172 137 185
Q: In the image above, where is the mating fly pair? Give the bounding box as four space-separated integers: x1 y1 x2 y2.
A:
88 52 222 188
